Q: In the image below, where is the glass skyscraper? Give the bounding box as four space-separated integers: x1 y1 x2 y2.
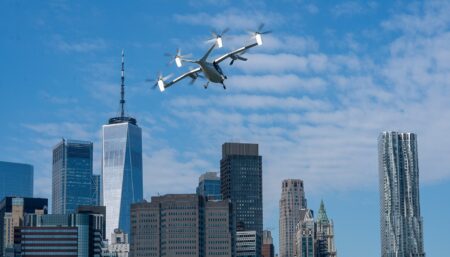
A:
196 171 221 200
220 142 263 257
102 50 143 239
52 139 94 214
378 132 425 257
0 161 33 200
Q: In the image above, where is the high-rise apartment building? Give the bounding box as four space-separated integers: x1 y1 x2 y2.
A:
130 194 234 257
279 179 306 257
220 142 263 256
102 51 143 239
378 132 425 257
262 230 275 257
197 171 221 200
14 211 104 257
0 197 47 257
52 139 94 214
0 161 33 200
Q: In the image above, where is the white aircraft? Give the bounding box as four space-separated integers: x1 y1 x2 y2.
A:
151 24 271 91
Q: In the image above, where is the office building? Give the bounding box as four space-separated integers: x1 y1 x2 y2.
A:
0 197 47 257
130 194 234 257
220 142 263 256
236 230 257 257
279 179 306 257
0 161 33 200
103 51 143 239
262 230 274 257
295 208 315 257
92 174 101 205
197 171 222 200
378 132 426 257
294 201 337 257
14 211 104 257
52 139 94 214
77 205 106 240
315 201 337 257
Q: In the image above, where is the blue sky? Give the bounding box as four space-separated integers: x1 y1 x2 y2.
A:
1 1 450 256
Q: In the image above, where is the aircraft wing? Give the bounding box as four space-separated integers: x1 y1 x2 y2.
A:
162 67 202 91
213 42 258 64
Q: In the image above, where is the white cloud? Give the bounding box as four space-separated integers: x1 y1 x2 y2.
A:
169 94 331 111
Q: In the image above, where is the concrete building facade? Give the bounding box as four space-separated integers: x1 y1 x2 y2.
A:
279 179 306 257
130 194 234 257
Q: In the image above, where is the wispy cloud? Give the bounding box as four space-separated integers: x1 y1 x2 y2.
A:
174 9 284 30
331 1 377 17
51 35 107 53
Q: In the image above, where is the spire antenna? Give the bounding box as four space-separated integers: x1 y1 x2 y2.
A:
120 49 125 118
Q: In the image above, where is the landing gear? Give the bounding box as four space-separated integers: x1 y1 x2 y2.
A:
222 83 226 90
204 81 209 89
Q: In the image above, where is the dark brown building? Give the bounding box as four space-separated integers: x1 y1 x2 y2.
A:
262 230 275 257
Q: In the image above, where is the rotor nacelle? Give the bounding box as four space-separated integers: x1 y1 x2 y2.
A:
157 79 165 92
255 33 263 45
175 56 182 67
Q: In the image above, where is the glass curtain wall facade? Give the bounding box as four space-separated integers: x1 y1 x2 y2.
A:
378 132 425 257
221 143 263 257
196 171 222 200
52 139 94 214
0 161 33 200
102 119 143 239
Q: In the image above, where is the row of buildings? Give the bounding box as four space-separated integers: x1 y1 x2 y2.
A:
0 50 426 257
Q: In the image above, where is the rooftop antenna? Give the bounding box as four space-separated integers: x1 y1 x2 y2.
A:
120 49 125 118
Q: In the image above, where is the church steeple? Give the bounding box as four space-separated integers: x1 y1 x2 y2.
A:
317 199 329 223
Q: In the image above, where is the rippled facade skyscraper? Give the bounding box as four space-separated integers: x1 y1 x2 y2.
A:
378 132 425 257
102 51 143 240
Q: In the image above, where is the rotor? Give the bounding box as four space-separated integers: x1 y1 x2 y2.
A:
206 28 229 48
146 72 173 92
165 48 191 68
250 23 272 45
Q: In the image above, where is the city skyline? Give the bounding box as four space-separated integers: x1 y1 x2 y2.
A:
1 1 450 256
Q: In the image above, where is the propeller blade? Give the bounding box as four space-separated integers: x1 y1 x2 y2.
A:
258 23 265 31
163 73 173 81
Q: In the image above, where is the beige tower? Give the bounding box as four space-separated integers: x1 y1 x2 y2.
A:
279 179 306 257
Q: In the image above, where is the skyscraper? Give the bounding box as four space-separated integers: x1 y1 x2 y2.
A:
52 139 94 214
279 179 306 257
378 132 425 257
316 201 337 257
196 171 221 200
0 161 33 200
220 142 263 256
102 51 143 239
91 174 101 205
